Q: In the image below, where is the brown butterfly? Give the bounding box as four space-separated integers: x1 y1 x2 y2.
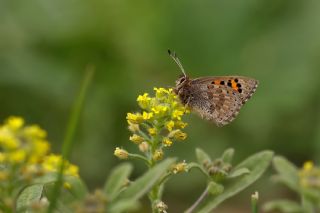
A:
168 50 258 127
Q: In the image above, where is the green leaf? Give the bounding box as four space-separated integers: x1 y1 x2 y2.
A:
109 199 140 213
104 163 133 201
16 184 43 212
263 200 305 213
228 168 250 179
64 175 88 200
272 156 299 192
33 173 58 184
196 148 211 165
110 158 175 211
188 162 209 177
33 173 88 201
196 150 274 213
221 148 235 163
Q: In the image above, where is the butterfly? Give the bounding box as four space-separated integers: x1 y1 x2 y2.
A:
168 50 258 127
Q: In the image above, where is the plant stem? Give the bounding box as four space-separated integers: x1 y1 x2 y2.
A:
251 191 259 213
185 185 209 213
47 66 94 213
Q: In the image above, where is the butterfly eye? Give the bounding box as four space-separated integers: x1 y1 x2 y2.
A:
179 78 185 83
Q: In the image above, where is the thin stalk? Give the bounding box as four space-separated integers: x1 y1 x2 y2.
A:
185 185 209 213
251 192 259 213
47 66 94 213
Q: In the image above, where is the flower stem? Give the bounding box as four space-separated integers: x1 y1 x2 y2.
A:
47 66 94 213
185 185 209 213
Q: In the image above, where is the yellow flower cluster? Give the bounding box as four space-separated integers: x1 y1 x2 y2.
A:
0 116 79 183
126 88 189 126
42 154 79 177
116 88 189 163
0 116 49 164
299 161 320 189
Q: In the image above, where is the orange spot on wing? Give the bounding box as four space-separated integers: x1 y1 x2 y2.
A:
214 80 220 85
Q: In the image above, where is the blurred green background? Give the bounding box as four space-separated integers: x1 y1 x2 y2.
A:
1 0 320 212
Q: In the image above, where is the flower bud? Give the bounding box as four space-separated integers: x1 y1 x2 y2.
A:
114 147 128 159
129 134 144 144
139 142 149 152
152 149 163 161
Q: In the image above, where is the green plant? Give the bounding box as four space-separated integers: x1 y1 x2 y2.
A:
0 76 275 212
264 156 320 213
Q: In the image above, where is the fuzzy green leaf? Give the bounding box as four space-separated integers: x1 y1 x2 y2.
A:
228 167 250 179
104 163 133 201
272 156 299 192
196 148 211 164
221 148 235 163
64 175 88 200
110 158 175 211
16 184 43 212
109 199 140 213
263 200 305 213
196 150 274 213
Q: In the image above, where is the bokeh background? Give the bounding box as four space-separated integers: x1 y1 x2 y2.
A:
1 0 320 212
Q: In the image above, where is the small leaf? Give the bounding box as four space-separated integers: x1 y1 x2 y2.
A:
33 173 58 184
64 175 88 200
16 184 43 212
104 163 133 201
263 200 304 213
221 148 235 163
195 148 211 165
228 168 250 179
207 182 224 196
110 158 175 211
187 162 209 177
272 156 299 192
196 151 274 213
109 199 140 213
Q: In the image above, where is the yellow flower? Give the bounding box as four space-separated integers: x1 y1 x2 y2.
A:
66 164 79 177
303 161 314 171
42 154 79 177
169 130 187 141
23 125 47 139
175 121 188 129
142 111 153 120
166 121 175 131
114 147 129 160
0 129 19 150
152 105 168 115
163 138 173 147
6 116 24 130
172 161 188 174
126 113 143 124
64 182 72 190
152 149 163 161
8 150 26 163
30 140 50 162
137 93 152 109
148 128 157 136
154 87 171 98
172 109 184 120
127 121 140 132
299 161 320 189
129 134 144 144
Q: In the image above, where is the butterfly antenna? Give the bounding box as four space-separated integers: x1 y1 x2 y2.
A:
168 49 187 77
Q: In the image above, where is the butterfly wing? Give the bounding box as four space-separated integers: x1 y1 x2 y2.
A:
190 87 242 126
191 76 259 104
186 76 258 126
